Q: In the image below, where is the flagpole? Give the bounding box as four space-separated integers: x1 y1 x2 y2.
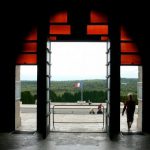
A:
81 81 83 101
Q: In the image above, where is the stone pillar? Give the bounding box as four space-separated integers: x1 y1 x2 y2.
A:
15 66 21 129
137 66 142 131
108 12 121 138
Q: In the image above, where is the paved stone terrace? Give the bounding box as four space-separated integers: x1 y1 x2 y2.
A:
17 103 139 133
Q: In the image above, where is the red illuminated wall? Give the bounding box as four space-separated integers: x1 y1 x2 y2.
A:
16 11 141 65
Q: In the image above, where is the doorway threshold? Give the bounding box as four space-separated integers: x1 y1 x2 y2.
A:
11 130 36 135
121 131 144 135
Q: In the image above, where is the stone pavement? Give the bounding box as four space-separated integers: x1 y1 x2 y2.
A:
1 131 150 150
1 104 148 150
17 103 139 133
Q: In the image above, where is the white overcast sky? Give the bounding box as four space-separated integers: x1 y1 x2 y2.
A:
20 42 138 81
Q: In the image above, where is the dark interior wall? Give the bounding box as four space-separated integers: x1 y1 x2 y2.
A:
0 0 38 131
0 0 150 133
118 1 150 133
0 61 15 131
142 50 150 132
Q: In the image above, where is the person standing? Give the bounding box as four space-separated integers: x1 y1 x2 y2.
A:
122 93 136 131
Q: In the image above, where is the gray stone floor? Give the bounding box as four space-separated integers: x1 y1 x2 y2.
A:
17 104 139 133
0 131 150 150
0 104 150 150
17 113 138 132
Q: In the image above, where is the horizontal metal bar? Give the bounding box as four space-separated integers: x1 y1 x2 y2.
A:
54 122 104 123
53 105 104 107
52 113 104 115
51 108 102 109
52 104 105 129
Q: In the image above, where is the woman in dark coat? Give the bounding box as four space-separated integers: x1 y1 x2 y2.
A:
122 93 136 131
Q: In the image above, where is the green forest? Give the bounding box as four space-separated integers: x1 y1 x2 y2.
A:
21 78 138 104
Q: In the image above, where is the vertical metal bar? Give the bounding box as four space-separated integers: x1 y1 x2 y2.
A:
103 106 104 128
53 105 55 128
81 82 83 101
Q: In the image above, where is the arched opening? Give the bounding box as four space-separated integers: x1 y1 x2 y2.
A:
15 8 142 138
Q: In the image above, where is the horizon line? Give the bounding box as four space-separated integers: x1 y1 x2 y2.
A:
21 77 138 82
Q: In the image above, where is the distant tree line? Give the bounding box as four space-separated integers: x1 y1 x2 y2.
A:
21 90 107 104
50 90 107 103
21 90 138 104
21 78 138 104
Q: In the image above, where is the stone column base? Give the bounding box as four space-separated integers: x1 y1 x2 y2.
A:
137 100 142 131
15 101 21 129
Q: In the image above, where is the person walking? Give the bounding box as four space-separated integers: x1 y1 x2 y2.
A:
122 93 136 131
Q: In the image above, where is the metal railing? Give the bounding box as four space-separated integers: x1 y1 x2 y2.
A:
51 104 105 129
